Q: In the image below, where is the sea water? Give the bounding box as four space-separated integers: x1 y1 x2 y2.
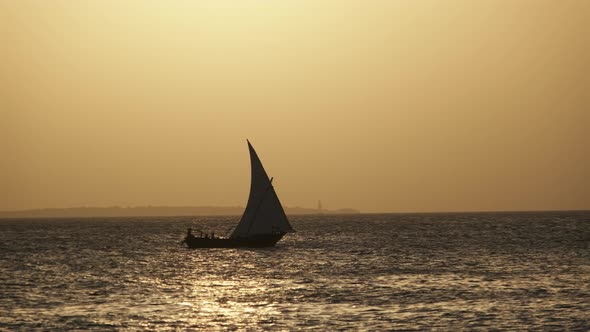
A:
1 212 589 330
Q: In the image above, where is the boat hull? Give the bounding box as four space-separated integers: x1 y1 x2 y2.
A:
184 233 286 248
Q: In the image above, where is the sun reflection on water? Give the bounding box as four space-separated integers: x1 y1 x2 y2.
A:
1 214 589 330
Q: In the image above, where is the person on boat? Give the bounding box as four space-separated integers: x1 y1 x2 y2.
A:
211 232 215 239
181 228 195 245
186 228 195 240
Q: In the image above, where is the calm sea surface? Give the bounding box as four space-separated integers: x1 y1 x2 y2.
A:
1 212 589 331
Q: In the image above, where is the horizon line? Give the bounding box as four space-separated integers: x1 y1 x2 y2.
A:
0 205 588 215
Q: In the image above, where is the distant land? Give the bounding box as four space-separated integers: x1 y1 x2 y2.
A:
0 206 360 219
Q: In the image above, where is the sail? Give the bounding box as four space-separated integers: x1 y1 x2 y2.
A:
230 141 294 238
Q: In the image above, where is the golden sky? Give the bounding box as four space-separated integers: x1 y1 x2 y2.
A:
1 1 588 212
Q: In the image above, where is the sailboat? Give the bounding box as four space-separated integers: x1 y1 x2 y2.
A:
183 140 295 248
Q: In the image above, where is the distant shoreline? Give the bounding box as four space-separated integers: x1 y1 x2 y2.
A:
0 207 586 219
0 206 360 219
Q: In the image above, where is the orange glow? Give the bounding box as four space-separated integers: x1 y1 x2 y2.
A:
2 1 588 212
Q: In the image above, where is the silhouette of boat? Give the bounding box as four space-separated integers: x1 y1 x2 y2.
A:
183 140 295 248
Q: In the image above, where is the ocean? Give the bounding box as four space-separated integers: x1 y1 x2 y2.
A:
1 212 589 330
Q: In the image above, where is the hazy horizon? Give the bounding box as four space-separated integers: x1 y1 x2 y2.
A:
0 203 359 213
2 204 590 215
2 1 589 213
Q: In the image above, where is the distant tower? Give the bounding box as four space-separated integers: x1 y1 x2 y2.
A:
318 200 323 214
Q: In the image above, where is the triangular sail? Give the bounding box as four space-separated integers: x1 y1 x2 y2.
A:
230 141 294 238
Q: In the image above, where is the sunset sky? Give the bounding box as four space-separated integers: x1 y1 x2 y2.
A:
2 1 588 213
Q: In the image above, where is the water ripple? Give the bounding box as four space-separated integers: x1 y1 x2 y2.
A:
0 212 589 330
